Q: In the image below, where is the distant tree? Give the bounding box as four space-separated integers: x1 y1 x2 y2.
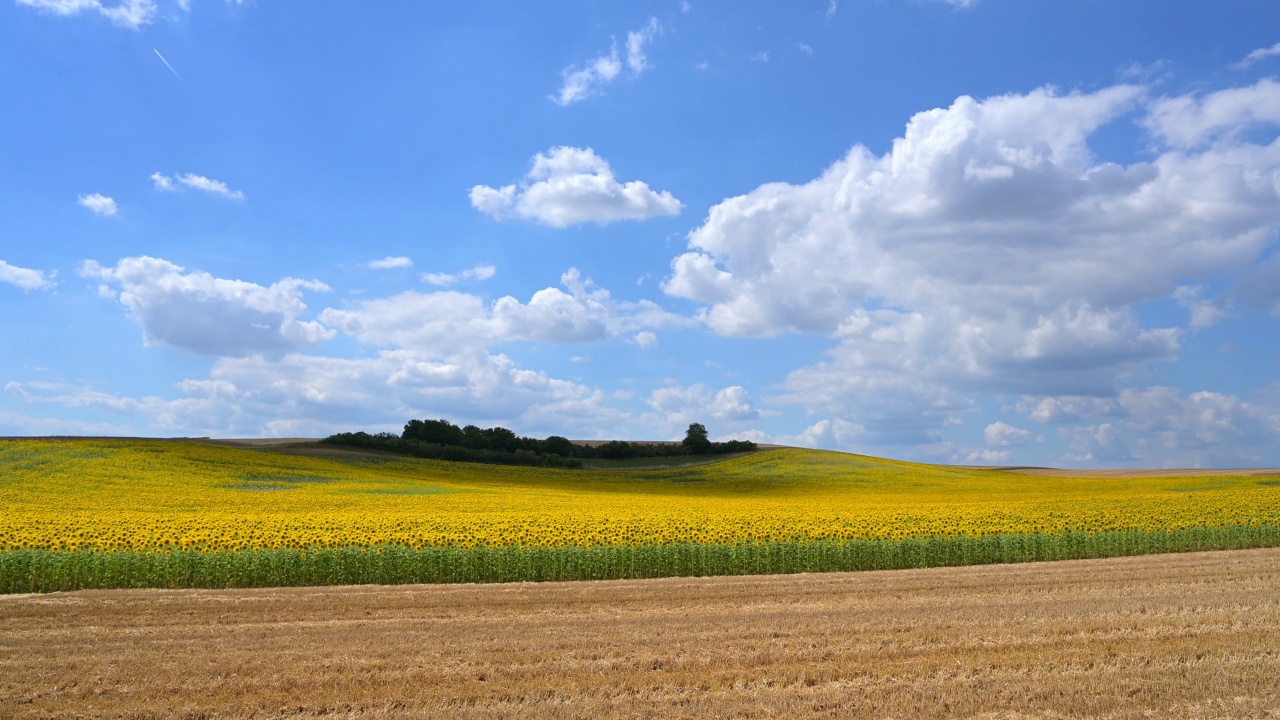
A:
402 418 465 446
598 440 638 459
543 435 577 457
682 423 712 455
483 426 520 453
461 425 491 450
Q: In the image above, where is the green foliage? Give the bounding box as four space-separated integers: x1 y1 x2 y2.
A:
4 525 1278 593
683 423 712 454
402 418 466 446
324 418 757 467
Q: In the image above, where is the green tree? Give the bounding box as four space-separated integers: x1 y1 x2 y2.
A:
402 418 465 446
682 423 712 455
543 435 576 457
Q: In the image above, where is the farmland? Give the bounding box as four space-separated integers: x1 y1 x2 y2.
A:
2 437 1280 591
2 548 1278 718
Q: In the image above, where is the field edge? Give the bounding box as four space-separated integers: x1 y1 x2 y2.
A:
4 523 1279 594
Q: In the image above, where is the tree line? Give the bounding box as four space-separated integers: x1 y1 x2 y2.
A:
320 419 756 468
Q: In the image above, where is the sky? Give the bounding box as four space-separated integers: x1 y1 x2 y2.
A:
2 0 1280 468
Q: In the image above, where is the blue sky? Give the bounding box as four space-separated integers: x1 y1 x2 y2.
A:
3 0 1280 468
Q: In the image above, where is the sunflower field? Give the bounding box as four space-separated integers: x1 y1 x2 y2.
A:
2 438 1278 592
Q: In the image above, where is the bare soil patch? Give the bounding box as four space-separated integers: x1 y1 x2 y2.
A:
3 548 1278 719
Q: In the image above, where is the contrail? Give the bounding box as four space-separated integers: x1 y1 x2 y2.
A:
153 48 184 82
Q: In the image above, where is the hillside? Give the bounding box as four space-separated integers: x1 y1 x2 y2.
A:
3 437 1278 554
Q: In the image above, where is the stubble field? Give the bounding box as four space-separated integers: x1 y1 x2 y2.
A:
3 547 1279 719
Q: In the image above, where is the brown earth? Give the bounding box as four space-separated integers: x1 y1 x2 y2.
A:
3 548 1279 719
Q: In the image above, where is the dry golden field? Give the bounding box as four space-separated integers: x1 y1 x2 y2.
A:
3 547 1279 719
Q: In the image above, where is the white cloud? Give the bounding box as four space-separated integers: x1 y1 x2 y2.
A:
715 428 769 444
6 350 629 440
367 256 413 270
422 264 496 286
1143 78 1280 149
149 171 175 191
773 418 866 449
984 420 1031 447
321 268 690 353
16 0 156 29
1017 395 1121 424
961 448 1011 464
1060 422 1129 464
0 260 56 291
554 43 622 106
553 18 663 105
1234 42 1280 70
82 256 333 357
1111 386 1278 467
150 171 246 200
1173 285 1227 329
471 146 682 227
492 272 613 344
643 383 761 438
666 82 1280 449
77 193 117 216
1037 385 1280 467
626 17 661 74
633 330 658 348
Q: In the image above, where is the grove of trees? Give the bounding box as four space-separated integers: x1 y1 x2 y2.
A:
321 419 756 468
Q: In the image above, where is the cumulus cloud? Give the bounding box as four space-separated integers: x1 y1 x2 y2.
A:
151 171 245 200
773 418 866 449
320 268 690 354
6 350 628 440
1144 79 1280 149
367 256 412 270
633 330 657 348
82 256 333 357
422 264 495 286
666 82 1280 447
1173 285 1227 329
1059 423 1130 464
961 449 1012 464
643 383 761 438
34 267 685 438
1037 385 1280 467
16 0 156 28
1111 386 1278 467
1017 395 1121 424
470 146 682 227
984 421 1032 447
77 193 117 216
0 260 56 291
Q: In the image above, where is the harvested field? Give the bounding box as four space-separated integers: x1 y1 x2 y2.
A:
3 548 1279 719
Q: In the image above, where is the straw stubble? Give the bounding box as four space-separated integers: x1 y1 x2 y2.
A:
2 548 1279 718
